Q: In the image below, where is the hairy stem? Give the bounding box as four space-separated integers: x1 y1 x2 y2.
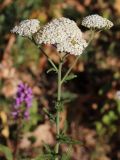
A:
55 61 62 160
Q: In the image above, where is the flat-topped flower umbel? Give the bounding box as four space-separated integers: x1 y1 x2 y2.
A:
11 19 40 38
35 17 88 55
82 14 113 29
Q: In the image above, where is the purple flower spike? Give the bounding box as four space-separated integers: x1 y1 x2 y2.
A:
24 110 29 120
12 82 33 120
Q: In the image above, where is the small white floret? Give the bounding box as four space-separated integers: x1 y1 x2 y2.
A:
82 14 113 29
11 19 40 38
35 17 88 55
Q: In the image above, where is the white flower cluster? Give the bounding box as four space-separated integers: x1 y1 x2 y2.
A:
35 17 87 55
11 19 40 38
82 14 113 29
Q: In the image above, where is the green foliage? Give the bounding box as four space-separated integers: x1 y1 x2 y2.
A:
57 132 82 145
102 111 117 125
95 122 106 136
61 146 72 160
95 109 118 137
55 91 77 112
34 144 72 160
34 144 58 160
34 154 55 160
55 100 64 111
61 91 78 103
0 144 13 160
47 67 57 74
43 108 56 122
23 99 42 131
63 74 77 83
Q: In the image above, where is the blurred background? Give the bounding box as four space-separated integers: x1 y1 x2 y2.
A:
0 0 120 159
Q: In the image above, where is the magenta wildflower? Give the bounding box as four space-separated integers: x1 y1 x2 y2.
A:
12 82 33 119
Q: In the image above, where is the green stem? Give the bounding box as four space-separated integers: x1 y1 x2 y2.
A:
55 61 63 160
39 47 58 73
32 38 58 73
61 55 80 84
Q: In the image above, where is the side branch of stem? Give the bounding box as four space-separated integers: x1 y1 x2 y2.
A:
39 47 58 73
